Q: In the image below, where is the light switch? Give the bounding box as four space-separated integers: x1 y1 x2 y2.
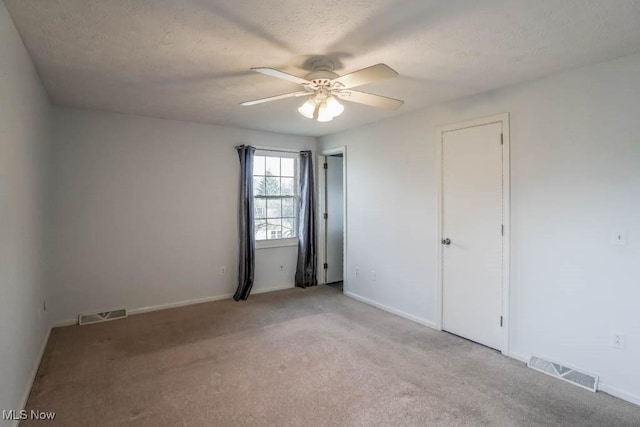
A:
612 230 626 246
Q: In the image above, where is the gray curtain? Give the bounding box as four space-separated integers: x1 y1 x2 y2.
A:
295 151 317 288
234 145 256 301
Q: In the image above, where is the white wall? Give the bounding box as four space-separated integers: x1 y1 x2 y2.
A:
319 53 640 404
49 107 315 323
0 2 51 424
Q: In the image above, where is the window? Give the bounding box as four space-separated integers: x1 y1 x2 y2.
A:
253 151 297 244
270 230 282 239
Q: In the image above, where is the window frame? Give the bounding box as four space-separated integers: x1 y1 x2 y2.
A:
253 150 299 250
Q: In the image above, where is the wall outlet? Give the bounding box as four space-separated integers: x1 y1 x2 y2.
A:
371 271 376 282
612 333 625 349
355 267 359 277
220 266 226 276
611 230 626 246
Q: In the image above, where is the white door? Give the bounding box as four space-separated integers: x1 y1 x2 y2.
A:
442 122 503 350
326 155 344 283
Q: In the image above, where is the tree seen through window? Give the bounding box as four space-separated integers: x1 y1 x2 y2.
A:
253 154 297 240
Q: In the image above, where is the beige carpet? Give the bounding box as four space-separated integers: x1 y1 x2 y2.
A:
24 286 640 426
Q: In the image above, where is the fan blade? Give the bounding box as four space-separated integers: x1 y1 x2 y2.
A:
336 90 404 110
251 67 312 86
240 91 309 106
331 64 398 89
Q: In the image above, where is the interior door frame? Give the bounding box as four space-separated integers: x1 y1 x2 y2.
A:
317 147 347 291
436 113 511 355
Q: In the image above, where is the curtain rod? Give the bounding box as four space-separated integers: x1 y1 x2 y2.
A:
238 145 309 154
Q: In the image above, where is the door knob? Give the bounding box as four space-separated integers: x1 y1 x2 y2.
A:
441 238 451 245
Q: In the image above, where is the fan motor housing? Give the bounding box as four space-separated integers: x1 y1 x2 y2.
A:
305 70 339 86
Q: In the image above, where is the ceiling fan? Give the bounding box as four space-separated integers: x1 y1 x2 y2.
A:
240 60 404 122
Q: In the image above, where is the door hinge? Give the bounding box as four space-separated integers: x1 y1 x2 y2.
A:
500 316 504 327
501 224 504 235
323 263 328 270
323 213 328 220
323 162 328 169
500 133 504 145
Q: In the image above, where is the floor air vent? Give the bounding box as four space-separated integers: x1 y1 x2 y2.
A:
79 309 127 325
528 355 598 392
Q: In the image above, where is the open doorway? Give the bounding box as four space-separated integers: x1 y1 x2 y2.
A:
319 148 346 292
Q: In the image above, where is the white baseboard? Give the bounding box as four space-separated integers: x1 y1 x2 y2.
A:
598 383 640 407
342 293 640 408
510 351 639 407
507 351 530 363
128 293 235 315
344 291 439 330
15 326 52 427
52 285 295 328
129 285 293 314
52 318 79 327
26 286 640 414
251 284 294 295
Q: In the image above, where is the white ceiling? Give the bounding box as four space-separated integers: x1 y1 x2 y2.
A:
6 0 640 136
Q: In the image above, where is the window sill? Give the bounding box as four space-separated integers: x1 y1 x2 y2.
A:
256 238 298 250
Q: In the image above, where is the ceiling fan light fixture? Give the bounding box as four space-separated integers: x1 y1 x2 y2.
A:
325 95 344 117
243 62 403 121
316 101 334 122
297 97 316 119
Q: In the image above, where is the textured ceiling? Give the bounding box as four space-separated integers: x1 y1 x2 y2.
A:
6 0 640 136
